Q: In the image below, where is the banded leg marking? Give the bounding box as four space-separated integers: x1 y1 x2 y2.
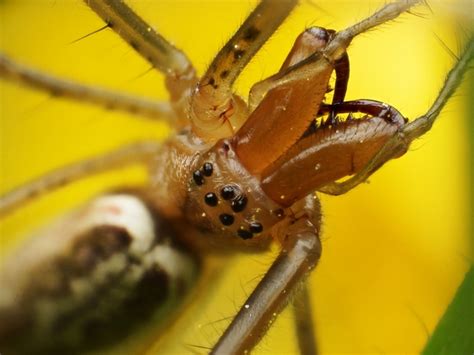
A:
84 0 194 79
190 0 298 140
84 0 198 109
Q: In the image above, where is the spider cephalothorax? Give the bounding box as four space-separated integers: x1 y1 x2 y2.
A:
150 23 409 249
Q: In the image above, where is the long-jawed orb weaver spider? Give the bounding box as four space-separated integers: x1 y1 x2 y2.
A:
0 0 472 354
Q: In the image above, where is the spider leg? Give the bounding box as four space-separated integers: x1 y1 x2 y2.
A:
293 283 318 355
190 0 298 141
318 36 474 196
233 1 420 176
248 0 420 110
85 0 197 103
0 54 176 121
0 141 161 216
211 217 321 354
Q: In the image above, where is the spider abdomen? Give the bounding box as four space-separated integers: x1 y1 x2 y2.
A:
0 194 198 354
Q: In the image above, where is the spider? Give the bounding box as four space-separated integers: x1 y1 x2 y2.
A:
0 3 472 354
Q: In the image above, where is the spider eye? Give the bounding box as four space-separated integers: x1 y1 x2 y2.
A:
202 162 214 176
231 195 248 212
193 170 205 185
219 213 235 226
249 222 263 234
220 185 236 200
204 192 218 206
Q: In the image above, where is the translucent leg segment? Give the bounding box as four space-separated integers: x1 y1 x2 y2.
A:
0 141 161 216
212 218 321 354
0 54 175 121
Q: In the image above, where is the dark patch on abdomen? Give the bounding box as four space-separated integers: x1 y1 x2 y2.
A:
0 202 199 355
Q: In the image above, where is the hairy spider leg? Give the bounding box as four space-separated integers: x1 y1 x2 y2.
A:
293 283 319 355
212 216 322 355
84 0 197 107
0 142 161 216
0 0 200 124
0 54 176 121
189 0 298 141
318 36 474 195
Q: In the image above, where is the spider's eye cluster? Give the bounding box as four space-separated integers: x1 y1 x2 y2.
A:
190 161 268 241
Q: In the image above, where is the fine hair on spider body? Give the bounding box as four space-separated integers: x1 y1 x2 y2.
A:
0 0 472 354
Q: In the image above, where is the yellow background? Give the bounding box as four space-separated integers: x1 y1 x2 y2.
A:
0 0 471 354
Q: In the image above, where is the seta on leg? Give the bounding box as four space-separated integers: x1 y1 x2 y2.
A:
0 141 161 216
84 0 197 105
0 0 200 124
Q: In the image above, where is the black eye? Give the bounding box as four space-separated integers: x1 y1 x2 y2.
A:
204 192 218 206
249 222 263 234
193 170 204 185
219 213 234 226
237 229 253 240
202 162 213 176
231 195 247 212
221 185 236 200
